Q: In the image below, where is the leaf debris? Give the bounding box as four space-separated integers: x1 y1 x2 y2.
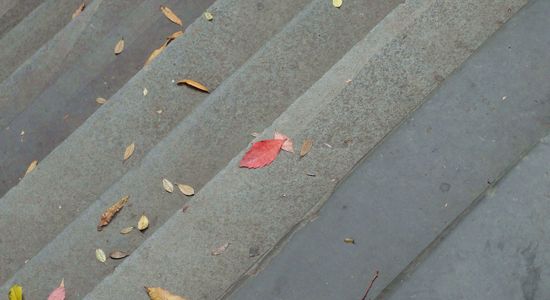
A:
177 184 194 196
176 79 209 93
211 242 230 256
160 5 183 26
97 195 129 231
138 214 149 231
24 160 38 176
123 143 135 161
114 39 124 55
145 287 187 300
163 178 174 193
300 139 313 158
96 248 107 263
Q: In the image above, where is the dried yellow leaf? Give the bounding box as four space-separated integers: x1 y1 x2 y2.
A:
300 139 313 158
177 184 194 196
110 250 129 259
9 284 22 300
24 160 38 176
145 45 166 66
96 248 107 263
123 143 135 161
332 0 343 8
114 38 124 55
344 238 355 244
176 79 209 93
145 287 187 300
72 2 86 19
204 12 213 21
163 178 174 193
97 195 129 231
96 97 107 104
160 5 183 26
120 226 134 234
211 242 230 256
138 214 149 231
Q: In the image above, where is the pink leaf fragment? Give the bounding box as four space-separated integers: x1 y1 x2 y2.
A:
47 279 65 300
274 132 294 153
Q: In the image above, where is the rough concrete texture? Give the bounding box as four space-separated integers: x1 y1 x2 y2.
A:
82 0 524 299
0 1 402 298
230 1 550 298
0 0 84 82
0 0 313 287
0 0 45 39
384 138 550 299
0 0 216 196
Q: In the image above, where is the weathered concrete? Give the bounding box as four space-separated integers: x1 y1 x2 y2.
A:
0 0 217 196
0 0 45 39
0 0 84 81
0 0 401 298
0 0 313 287
229 1 550 298
82 1 524 299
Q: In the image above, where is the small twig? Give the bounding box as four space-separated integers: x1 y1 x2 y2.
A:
360 270 380 300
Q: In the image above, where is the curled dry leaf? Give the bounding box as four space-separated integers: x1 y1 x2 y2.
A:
145 44 166 66
163 178 174 193
204 12 213 21
24 160 38 176
160 5 183 26
333 0 343 8
72 2 86 19
47 279 65 300
177 184 194 196
176 79 209 93
274 132 294 153
211 242 230 256
344 238 355 244
166 31 183 45
110 250 129 259
240 139 284 169
300 139 313 158
114 39 124 55
96 248 107 263
145 287 187 300
96 97 107 104
9 284 23 300
138 214 149 231
120 226 134 234
123 143 135 161
97 195 129 231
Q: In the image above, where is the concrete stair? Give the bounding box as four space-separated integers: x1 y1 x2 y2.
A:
0 0 535 299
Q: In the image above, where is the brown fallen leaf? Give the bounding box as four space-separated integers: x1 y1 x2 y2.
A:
120 226 134 234
145 287 187 300
72 2 86 19
177 184 194 196
176 79 209 93
211 242 230 256
110 250 129 259
165 31 184 45
160 5 183 26
97 195 129 231
163 178 174 193
144 44 166 66
300 139 313 158
114 38 124 55
24 160 38 176
274 132 294 153
95 248 106 263
96 97 107 104
123 143 135 161
138 214 149 231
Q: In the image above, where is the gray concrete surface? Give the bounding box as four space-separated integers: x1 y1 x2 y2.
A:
229 1 550 299
0 1 402 298
0 0 216 196
385 137 550 300
81 1 523 298
0 0 45 39
0 0 314 287
0 0 83 82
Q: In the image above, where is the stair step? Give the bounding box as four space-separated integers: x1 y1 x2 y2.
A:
0 0 84 82
0 0 313 288
81 0 524 299
0 0 216 196
0 0 402 297
231 1 550 299
0 0 45 39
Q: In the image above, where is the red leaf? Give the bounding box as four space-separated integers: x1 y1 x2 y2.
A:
47 279 65 300
240 139 285 169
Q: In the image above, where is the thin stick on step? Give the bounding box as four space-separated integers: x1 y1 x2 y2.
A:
360 270 380 300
